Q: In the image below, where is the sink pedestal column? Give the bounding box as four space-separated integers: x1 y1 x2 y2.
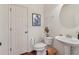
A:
64 45 71 55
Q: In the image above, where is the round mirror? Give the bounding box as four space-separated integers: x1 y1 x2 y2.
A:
60 4 79 28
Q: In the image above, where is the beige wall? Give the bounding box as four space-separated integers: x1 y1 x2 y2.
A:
0 5 9 54
26 5 44 51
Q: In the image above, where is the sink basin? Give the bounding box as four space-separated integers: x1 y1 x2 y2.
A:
55 36 79 46
55 36 79 55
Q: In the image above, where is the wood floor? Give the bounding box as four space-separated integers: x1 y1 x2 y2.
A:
20 50 48 55
20 50 37 55
20 47 57 55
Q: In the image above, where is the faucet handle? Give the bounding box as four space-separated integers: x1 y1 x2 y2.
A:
66 34 72 38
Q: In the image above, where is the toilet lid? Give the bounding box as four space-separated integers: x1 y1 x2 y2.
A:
34 42 47 48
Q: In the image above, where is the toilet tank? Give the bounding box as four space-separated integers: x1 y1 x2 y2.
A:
44 37 53 45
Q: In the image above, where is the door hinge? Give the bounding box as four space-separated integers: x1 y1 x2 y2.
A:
10 27 12 31
10 48 12 52
10 8 12 12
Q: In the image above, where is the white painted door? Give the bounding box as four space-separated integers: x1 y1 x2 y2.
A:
0 5 9 55
10 5 28 54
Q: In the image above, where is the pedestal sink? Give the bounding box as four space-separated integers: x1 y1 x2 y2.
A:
55 36 79 55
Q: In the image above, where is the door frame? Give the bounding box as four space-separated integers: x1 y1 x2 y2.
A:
8 4 28 55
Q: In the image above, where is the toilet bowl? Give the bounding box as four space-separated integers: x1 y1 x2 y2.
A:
34 42 47 55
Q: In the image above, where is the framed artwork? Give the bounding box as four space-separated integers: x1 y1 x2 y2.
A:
32 13 41 26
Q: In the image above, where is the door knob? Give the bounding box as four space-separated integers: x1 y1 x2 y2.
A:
25 31 28 34
0 42 2 46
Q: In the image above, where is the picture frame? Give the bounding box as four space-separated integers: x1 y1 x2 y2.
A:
32 13 41 26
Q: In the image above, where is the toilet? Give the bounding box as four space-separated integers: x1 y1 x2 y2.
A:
34 42 47 55
34 37 54 55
